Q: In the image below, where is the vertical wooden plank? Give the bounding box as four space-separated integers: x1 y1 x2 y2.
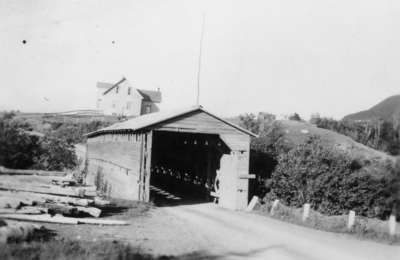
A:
138 133 145 201
144 131 153 202
218 153 238 210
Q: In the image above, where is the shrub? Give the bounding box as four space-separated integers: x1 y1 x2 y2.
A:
0 115 41 169
33 137 77 171
267 136 399 220
0 113 77 171
48 120 110 144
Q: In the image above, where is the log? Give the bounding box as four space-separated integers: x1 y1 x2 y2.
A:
0 182 96 198
17 206 48 214
77 218 128 226
39 203 78 216
51 179 77 187
0 214 127 226
0 214 78 224
92 197 111 207
76 206 101 218
0 207 47 215
38 203 101 218
0 166 67 177
0 191 92 207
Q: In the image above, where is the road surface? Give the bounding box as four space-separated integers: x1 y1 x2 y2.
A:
163 203 400 260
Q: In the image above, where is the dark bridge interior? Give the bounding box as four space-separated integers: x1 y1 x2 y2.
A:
150 130 230 206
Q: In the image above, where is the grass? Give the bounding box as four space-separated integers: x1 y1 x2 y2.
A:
277 120 393 162
0 240 167 260
0 239 217 260
256 200 400 245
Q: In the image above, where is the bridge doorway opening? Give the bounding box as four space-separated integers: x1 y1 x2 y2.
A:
150 130 230 206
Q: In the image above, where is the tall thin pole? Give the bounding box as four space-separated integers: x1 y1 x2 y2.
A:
196 13 206 106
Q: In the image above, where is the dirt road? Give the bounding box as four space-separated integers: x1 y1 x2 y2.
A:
163 203 400 260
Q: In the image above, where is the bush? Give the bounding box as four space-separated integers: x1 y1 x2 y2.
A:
267 136 399 220
0 115 41 169
33 137 77 171
0 113 77 171
48 120 111 144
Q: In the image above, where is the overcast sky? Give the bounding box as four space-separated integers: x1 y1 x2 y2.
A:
1 0 400 119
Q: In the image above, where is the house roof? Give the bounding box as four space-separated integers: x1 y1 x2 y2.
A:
86 105 258 138
102 77 127 95
137 89 162 103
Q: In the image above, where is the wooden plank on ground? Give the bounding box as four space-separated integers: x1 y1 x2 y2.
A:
0 182 96 198
0 214 127 226
0 191 92 207
77 218 128 226
0 214 79 224
0 207 47 215
0 166 67 176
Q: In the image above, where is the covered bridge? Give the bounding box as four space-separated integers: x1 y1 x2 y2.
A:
85 106 257 210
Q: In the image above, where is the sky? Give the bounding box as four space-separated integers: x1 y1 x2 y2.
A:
1 0 400 119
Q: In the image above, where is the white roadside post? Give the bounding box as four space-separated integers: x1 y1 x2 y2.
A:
302 203 310 222
389 215 396 236
245 196 259 212
270 199 279 215
347 210 356 229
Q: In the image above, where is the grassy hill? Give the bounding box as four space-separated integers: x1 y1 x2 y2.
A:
277 120 394 163
343 95 400 122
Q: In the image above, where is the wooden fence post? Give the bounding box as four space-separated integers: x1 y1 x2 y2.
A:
270 199 279 215
245 196 259 212
302 203 310 222
389 215 396 236
347 210 355 229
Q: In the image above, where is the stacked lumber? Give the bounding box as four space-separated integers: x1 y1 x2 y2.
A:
0 166 126 227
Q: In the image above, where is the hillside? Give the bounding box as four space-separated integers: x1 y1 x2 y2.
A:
343 95 400 122
277 120 394 163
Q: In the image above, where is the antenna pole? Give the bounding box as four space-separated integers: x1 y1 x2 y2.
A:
196 13 206 106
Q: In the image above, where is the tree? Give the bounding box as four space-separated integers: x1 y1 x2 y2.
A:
289 113 302 121
238 113 259 134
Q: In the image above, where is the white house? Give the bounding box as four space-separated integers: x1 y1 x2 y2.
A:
96 78 162 117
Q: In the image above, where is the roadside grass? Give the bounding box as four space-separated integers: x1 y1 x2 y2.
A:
0 239 217 260
256 201 400 245
0 239 169 260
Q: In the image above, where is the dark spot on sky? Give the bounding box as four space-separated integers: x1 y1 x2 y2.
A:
22 40 27 44
112 40 115 44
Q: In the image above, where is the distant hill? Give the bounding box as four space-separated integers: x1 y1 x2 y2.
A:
343 95 400 122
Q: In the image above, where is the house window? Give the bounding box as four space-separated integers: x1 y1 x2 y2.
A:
116 86 119 94
128 87 131 95
126 102 131 109
145 105 151 114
